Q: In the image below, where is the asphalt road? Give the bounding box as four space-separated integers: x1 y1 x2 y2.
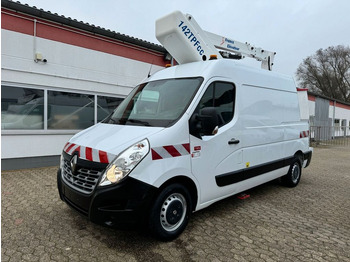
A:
1 146 350 262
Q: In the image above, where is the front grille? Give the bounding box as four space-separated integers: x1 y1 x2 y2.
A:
62 160 103 194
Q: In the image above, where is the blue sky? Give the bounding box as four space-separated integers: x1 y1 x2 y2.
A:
20 0 350 79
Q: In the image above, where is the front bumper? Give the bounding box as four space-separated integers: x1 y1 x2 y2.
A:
57 169 157 227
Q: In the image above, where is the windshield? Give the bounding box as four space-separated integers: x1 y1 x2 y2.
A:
105 77 203 127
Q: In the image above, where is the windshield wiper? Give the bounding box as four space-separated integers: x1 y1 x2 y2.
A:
126 119 151 126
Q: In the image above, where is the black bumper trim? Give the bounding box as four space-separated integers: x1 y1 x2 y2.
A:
215 156 294 187
303 150 312 168
57 169 157 226
63 195 88 216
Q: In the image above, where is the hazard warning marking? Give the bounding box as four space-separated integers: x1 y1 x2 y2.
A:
300 130 309 138
63 142 115 163
151 143 190 160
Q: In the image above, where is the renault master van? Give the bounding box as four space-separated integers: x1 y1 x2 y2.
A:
57 58 312 240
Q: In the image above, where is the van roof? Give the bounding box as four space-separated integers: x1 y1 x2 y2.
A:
148 60 296 93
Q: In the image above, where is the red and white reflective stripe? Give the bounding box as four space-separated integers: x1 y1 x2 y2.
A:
63 142 116 163
300 130 309 138
151 143 190 160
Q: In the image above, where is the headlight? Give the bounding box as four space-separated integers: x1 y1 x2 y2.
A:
99 139 149 186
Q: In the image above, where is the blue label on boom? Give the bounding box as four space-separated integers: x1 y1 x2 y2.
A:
178 21 205 56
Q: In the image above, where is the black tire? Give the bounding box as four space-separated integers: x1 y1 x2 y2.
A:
281 156 302 187
148 183 192 241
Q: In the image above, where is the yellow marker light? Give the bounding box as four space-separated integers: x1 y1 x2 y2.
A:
165 64 172 68
246 162 250 168
209 55 218 60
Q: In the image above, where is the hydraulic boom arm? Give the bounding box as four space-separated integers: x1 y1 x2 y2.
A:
156 11 275 70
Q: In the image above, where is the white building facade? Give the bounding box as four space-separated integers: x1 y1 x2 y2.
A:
1 1 168 170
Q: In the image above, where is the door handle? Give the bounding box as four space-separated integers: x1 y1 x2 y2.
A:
228 138 240 145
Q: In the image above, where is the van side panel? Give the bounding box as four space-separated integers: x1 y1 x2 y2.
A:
239 84 300 167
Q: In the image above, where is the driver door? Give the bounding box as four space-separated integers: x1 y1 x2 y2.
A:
189 80 243 205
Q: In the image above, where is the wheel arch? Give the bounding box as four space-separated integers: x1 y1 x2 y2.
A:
294 150 304 163
157 176 198 212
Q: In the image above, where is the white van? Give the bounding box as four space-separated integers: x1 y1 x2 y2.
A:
57 58 312 240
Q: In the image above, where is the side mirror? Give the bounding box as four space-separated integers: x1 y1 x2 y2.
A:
198 107 219 136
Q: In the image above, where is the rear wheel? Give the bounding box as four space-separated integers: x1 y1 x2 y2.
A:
282 156 302 187
148 183 192 241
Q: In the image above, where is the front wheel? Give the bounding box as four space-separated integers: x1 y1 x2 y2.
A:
281 157 302 187
148 183 192 241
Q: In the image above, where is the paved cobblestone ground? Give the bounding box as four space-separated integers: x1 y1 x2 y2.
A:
2 146 350 262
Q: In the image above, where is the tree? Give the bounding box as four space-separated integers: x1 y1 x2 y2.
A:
296 45 350 103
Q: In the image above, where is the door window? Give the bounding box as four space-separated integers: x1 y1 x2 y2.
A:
197 81 235 127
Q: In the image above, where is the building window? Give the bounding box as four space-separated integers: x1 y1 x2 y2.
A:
2 85 124 131
97 96 123 122
1 86 44 129
48 91 94 129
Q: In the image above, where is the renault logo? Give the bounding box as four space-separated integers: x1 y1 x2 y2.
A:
70 155 78 174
